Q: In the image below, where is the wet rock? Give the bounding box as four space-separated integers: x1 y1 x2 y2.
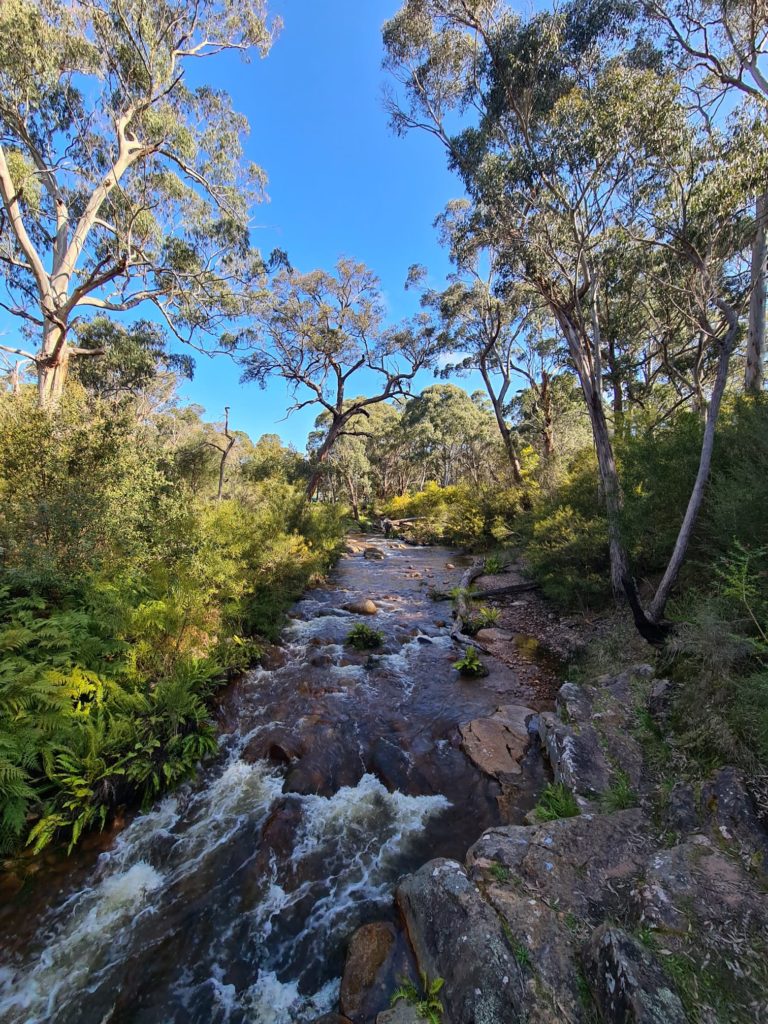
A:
396 858 524 1024
259 644 288 670
241 727 303 765
0 871 23 899
340 922 397 1023
343 599 378 615
459 704 533 779
700 766 768 873
364 547 385 560
584 924 687 1024
310 1016 353 1024
310 652 335 668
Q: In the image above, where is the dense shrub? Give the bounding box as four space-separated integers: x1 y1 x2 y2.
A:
383 481 528 548
0 387 344 854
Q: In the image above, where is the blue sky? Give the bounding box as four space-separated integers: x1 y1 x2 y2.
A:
179 0 470 448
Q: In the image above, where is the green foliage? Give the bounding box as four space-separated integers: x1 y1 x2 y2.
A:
346 624 384 650
452 646 488 678
600 770 637 812
531 783 580 822
483 555 506 575
0 387 343 853
489 861 510 883
466 605 501 634
384 482 527 548
391 972 445 1024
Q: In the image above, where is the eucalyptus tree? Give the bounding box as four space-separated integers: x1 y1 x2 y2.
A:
644 0 768 391
384 0 763 634
419 199 565 469
0 0 278 406
401 383 502 488
240 258 437 498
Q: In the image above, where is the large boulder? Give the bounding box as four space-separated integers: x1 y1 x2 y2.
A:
584 925 688 1024
396 859 524 1024
468 810 653 923
536 712 614 806
343 599 379 615
364 547 385 560
459 704 534 779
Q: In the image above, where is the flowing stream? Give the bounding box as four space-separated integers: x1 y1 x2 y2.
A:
0 538 548 1024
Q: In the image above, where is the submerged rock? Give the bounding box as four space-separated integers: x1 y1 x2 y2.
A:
340 922 399 1023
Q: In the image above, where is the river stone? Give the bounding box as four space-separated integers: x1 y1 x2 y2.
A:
364 547 385 560
396 858 524 1024
584 925 687 1024
340 922 397 1023
241 727 303 765
459 704 533 779
343 599 378 615
310 1015 354 1024
259 643 288 670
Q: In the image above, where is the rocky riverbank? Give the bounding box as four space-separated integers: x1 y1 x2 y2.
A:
329 659 768 1023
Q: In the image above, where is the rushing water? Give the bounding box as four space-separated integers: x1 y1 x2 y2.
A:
0 539 547 1024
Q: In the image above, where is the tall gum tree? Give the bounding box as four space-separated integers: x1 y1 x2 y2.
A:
240 258 438 499
0 0 278 406
643 0 768 389
383 0 764 635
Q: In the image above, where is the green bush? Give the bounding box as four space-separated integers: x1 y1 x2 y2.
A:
0 387 344 854
346 623 384 650
452 646 488 677
531 782 580 821
383 482 527 548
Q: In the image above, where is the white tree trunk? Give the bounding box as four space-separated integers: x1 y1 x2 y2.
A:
746 193 767 393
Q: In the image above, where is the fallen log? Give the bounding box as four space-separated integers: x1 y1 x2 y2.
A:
471 582 538 600
450 562 488 650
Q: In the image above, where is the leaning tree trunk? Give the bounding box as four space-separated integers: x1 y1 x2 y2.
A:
746 193 767 394
648 317 738 622
479 364 524 483
559 315 633 602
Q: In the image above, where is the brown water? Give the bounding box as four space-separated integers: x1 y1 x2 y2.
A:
0 538 547 1024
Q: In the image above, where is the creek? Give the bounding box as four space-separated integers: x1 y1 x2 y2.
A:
0 538 550 1024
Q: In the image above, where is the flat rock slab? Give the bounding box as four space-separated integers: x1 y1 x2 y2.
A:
459 704 534 779
468 809 653 923
375 1005 423 1024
